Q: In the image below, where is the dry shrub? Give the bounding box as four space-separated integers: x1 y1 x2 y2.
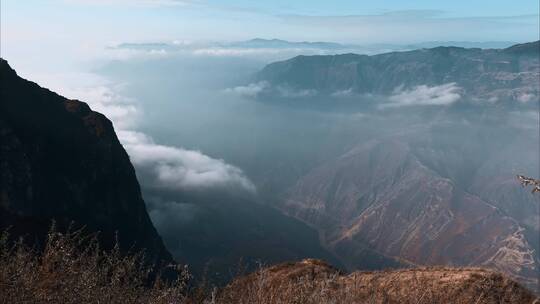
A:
0 229 537 304
0 226 189 304
217 260 539 304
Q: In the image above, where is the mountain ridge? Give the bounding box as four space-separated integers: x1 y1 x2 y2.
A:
254 40 539 103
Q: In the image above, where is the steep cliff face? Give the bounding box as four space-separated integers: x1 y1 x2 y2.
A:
0 59 172 263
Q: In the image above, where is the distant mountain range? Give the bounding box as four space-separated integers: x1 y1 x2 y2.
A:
228 38 348 50
114 38 520 56
254 41 539 104
233 38 517 51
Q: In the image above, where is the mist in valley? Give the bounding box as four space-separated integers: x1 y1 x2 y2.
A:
4 8 539 283
65 42 537 285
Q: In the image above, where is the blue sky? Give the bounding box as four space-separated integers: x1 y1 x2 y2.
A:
3 0 539 45
203 0 538 17
1 0 539 79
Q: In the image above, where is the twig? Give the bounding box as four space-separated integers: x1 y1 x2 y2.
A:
517 175 540 193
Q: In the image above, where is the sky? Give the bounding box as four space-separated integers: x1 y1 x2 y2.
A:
2 0 538 78
2 0 539 51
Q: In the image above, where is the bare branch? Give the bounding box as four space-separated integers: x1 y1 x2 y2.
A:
517 175 540 194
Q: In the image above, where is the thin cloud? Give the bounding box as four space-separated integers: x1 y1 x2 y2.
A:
119 131 256 192
67 85 140 129
331 88 354 98
225 82 318 99
63 75 256 193
192 48 284 57
381 83 462 108
224 81 269 97
64 0 198 7
112 42 369 59
280 11 539 43
517 93 537 103
276 86 318 98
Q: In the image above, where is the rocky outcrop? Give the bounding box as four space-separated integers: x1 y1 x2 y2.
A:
0 58 172 264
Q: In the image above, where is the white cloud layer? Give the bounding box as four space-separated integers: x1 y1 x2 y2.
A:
192 48 284 57
331 88 354 98
119 131 256 192
56 73 256 194
225 82 318 99
224 81 269 97
383 83 461 108
277 86 318 98
109 40 401 62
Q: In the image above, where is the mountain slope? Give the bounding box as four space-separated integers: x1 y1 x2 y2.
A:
249 42 540 289
255 41 539 103
0 59 172 263
278 137 538 289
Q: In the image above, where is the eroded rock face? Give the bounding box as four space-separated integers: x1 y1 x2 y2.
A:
0 59 172 264
222 259 538 304
280 139 538 289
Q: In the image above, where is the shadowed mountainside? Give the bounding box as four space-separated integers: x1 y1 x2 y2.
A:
0 58 172 264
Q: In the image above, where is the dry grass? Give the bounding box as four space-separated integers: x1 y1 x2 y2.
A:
0 229 537 304
219 259 539 304
0 226 189 304
517 175 540 194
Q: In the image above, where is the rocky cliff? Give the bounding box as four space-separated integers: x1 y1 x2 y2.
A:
0 59 172 264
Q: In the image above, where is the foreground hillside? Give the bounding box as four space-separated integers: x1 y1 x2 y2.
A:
1 230 536 304
222 259 538 304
